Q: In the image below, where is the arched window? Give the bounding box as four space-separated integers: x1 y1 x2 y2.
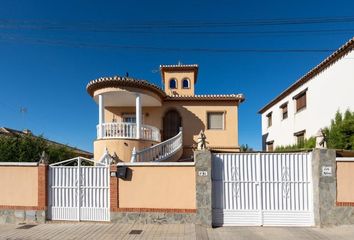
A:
169 78 177 89
182 78 190 89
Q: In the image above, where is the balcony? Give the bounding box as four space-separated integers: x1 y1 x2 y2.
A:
97 122 161 142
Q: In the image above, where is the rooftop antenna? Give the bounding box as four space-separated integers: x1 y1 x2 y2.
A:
20 107 28 130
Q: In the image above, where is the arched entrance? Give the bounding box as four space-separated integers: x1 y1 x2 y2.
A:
163 109 182 140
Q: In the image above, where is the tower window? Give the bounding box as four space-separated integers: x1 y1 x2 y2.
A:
182 78 190 89
169 79 177 89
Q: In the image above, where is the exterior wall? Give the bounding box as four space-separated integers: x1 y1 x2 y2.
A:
0 166 38 206
118 164 196 209
94 138 157 161
0 163 48 224
163 70 195 96
261 50 354 149
337 161 354 203
104 100 240 160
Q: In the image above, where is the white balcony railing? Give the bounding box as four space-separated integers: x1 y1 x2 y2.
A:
97 122 161 142
131 128 183 162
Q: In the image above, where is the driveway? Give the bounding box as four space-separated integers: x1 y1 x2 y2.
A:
0 223 354 239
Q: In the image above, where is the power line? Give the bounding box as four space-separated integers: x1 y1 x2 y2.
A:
2 16 354 31
0 33 336 54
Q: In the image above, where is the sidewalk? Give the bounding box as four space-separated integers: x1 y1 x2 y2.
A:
1 223 354 240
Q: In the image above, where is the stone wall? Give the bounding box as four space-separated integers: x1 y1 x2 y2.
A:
312 149 354 226
0 210 46 224
111 212 195 224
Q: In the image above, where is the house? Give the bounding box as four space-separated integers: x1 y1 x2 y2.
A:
86 63 245 162
0 127 93 158
259 37 354 151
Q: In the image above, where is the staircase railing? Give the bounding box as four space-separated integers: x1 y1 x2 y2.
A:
131 128 183 162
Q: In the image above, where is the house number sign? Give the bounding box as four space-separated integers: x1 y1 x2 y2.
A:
198 171 208 177
322 166 332 177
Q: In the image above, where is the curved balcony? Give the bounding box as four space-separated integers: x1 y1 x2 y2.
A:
97 122 161 142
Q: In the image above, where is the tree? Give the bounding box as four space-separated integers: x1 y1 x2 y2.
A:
240 144 254 152
0 134 76 163
324 110 354 150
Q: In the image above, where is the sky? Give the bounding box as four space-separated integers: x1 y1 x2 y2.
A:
0 0 354 152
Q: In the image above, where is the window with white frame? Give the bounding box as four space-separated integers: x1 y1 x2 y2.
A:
207 112 224 130
182 78 190 89
169 78 177 89
122 114 136 123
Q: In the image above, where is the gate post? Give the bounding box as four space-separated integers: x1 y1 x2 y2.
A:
38 162 48 222
312 149 336 226
194 149 212 227
110 165 119 212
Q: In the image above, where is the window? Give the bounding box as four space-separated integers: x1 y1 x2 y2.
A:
122 114 136 123
207 112 224 130
182 78 190 89
293 89 307 112
266 112 272 127
266 141 274 152
169 78 177 89
294 130 305 147
280 102 288 120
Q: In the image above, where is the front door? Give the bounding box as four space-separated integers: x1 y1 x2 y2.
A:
163 110 182 140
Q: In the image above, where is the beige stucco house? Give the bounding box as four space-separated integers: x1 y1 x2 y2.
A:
87 64 245 162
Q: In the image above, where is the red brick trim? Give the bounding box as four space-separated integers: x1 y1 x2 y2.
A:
0 205 46 210
110 165 119 210
112 208 197 213
38 164 48 209
336 201 354 207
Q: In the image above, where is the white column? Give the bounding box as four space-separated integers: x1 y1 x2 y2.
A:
98 94 105 139
136 94 142 139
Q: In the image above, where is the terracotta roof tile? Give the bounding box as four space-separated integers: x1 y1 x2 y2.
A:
87 75 245 103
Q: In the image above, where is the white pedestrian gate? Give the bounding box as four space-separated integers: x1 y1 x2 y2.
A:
48 157 110 222
212 152 314 226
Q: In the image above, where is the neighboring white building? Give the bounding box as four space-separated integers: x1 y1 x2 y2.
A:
259 37 354 151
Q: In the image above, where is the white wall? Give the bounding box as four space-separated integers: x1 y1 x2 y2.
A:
261 50 354 149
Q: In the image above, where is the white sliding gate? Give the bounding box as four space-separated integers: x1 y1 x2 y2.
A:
48 157 110 222
212 152 314 226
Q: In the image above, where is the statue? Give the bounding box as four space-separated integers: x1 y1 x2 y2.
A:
315 128 327 149
39 151 49 164
197 130 208 150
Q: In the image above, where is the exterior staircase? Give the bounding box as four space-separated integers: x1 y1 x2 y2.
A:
131 128 183 162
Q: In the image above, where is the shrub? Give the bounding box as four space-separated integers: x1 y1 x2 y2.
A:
0 134 76 163
274 137 316 152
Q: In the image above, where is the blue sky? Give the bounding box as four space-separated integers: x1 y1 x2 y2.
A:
0 0 354 151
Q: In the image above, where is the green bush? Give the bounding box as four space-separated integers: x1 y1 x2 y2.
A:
275 137 316 152
0 134 76 163
324 110 354 150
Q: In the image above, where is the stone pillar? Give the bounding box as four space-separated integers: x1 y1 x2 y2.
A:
98 94 105 139
312 148 354 226
194 150 212 227
135 94 142 139
110 165 119 212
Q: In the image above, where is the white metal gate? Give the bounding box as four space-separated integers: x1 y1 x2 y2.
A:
48 157 110 222
212 152 314 226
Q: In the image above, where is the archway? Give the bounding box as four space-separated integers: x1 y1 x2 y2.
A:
163 109 182 140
